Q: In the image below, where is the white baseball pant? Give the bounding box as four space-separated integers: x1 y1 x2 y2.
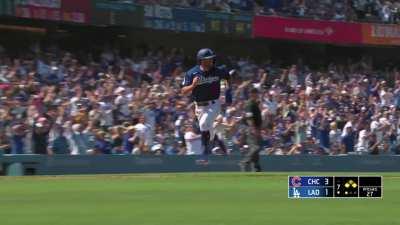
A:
195 100 221 139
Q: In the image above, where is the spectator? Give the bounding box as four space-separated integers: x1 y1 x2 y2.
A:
32 117 51 155
369 132 381 154
341 125 356 154
48 126 71 154
184 125 204 155
329 122 341 155
317 117 331 154
69 124 93 155
134 115 152 152
114 87 131 123
111 126 124 154
93 131 112 154
122 126 139 154
10 124 26 154
356 124 371 154
381 1 393 23
0 130 11 154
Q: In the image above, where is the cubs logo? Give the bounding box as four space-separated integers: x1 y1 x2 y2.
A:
291 176 302 187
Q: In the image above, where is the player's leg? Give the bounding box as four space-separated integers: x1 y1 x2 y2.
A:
239 150 252 172
205 101 222 154
252 133 262 172
197 101 221 157
251 149 262 172
207 101 221 142
240 146 260 172
196 105 212 156
201 130 211 155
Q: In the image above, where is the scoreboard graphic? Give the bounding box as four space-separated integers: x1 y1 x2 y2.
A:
288 176 382 199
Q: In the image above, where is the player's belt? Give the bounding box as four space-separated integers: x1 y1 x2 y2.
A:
195 100 216 106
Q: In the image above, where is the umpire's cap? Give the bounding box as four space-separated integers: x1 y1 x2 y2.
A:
197 48 216 61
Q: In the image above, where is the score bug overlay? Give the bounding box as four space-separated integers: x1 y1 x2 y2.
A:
288 176 382 199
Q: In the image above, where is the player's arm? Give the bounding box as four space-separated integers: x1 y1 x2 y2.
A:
181 74 200 96
238 130 247 147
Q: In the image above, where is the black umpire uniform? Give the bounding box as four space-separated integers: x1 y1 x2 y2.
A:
239 88 263 172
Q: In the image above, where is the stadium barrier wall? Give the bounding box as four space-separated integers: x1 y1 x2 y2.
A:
2 155 400 175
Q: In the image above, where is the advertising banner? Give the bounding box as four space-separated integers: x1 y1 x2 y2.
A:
205 11 252 36
144 5 205 32
16 0 60 8
92 0 144 27
144 8 251 35
15 0 61 21
362 23 400 46
171 7 205 32
253 16 362 44
61 0 91 23
0 0 15 16
144 4 172 19
14 0 90 23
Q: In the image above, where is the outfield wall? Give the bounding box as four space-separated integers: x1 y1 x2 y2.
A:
1 154 400 175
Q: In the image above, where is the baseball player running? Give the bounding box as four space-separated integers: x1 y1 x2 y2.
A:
181 48 232 162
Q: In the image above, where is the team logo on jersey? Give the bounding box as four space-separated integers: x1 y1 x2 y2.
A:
198 76 219 85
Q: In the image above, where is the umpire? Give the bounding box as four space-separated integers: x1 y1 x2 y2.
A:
239 88 263 172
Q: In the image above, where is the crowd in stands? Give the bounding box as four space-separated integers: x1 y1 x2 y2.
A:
134 0 254 12
128 0 400 24
351 0 400 23
265 0 400 23
1 43 400 156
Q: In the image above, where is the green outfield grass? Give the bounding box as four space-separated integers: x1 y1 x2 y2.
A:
0 172 398 225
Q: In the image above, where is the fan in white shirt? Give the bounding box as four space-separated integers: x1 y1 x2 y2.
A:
356 128 370 154
134 115 152 147
114 87 131 120
329 122 341 154
263 95 278 115
184 125 204 155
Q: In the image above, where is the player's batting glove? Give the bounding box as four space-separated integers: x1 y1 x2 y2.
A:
225 88 232 105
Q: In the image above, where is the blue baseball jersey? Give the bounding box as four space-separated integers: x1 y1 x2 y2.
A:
182 65 229 102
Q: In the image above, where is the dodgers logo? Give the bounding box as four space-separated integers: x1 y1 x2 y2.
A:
198 76 219 85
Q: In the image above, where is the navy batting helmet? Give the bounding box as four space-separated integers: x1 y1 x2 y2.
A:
197 48 216 61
